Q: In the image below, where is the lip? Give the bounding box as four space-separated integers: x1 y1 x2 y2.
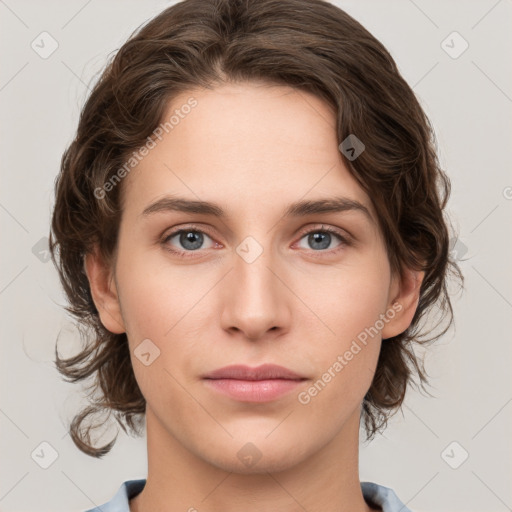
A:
203 364 305 380
203 364 308 402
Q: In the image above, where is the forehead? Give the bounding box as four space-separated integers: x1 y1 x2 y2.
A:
120 81 376 224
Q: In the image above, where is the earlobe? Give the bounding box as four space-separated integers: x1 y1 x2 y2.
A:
84 247 126 334
381 268 425 340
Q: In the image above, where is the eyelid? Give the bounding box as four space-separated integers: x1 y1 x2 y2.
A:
292 224 352 254
295 224 352 243
162 221 214 236
161 223 219 246
161 222 353 257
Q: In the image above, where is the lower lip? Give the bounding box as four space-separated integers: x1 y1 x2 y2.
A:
203 378 305 402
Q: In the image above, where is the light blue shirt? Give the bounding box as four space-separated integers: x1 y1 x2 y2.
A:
84 478 413 512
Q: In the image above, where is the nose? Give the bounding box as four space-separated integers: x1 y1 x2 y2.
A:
220 243 291 341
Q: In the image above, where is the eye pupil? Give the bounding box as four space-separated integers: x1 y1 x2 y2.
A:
309 232 331 250
181 231 203 250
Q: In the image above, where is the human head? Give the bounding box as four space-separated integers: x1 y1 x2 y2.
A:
49 0 462 458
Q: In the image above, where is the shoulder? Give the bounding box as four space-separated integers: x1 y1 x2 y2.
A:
361 481 413 512
83 478 408 512
83 479 146 512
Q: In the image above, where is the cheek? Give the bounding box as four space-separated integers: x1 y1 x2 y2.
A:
115 242 208 337
295 254 391 345
294 268 387 430
292 254 389 399
115 246 218 391
116 230 390 395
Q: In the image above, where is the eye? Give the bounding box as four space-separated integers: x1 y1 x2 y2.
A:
161 223 351 259
295 225 350 253
162 226 217 256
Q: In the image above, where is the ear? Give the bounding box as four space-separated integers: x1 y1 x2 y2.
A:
381 267 425 340
84 247 126 334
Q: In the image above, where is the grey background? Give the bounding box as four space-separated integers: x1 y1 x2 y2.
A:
1 1 511 511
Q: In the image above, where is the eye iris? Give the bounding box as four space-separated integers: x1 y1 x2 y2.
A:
180 231 203 250
309 232 331 250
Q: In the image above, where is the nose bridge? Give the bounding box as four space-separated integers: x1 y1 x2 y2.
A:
220 236 289 340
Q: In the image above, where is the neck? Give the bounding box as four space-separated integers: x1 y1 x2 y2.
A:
129 407 379 512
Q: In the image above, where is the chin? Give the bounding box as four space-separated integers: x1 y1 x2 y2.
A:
204 437 314 475
216 454 305 475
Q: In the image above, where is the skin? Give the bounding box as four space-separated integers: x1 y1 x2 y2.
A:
85 81 424 512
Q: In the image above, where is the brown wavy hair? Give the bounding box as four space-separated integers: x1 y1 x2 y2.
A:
49 0 463 458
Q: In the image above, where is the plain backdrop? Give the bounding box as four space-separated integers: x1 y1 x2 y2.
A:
1 1 511 511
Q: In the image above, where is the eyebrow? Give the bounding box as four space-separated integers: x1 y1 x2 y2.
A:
140 195 373 223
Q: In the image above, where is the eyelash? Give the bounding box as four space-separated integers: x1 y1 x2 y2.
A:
161 224 351 259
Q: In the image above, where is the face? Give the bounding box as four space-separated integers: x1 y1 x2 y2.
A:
87 81 420 474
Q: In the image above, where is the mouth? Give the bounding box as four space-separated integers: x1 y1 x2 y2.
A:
202 364 308 403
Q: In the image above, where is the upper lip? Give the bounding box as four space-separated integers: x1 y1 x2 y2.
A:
203 364 306 381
